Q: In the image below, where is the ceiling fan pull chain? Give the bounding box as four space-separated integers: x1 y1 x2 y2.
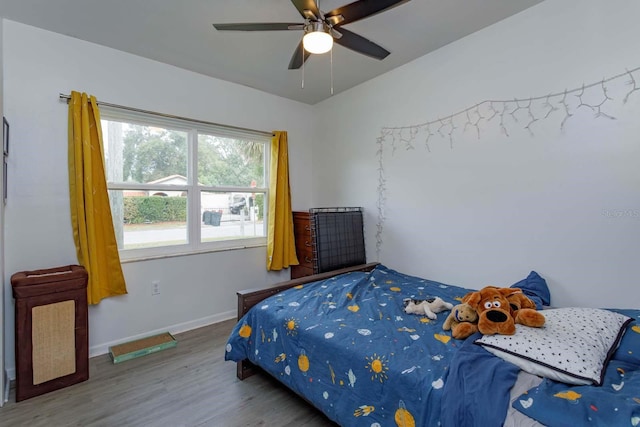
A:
301 43 305 89
330 48 334 95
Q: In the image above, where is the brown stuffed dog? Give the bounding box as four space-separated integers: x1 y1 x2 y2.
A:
463 286 518 335
464 286 546 335
506 291 545 328
442 303 479 339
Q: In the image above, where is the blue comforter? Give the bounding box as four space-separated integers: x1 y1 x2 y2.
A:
225 265 477 426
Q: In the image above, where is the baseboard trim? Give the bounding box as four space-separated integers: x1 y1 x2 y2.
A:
5 311 237 381
3 370 9 404
89 310 236 358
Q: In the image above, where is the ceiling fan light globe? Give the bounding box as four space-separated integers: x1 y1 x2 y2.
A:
303 31 333 54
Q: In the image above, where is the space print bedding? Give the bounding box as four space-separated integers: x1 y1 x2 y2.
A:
224 264 640 427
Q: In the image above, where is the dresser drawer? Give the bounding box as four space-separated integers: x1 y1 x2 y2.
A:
295 233 314 256
291 265 314 279
296 248 314 268
295 231 314 268
293 214 312 236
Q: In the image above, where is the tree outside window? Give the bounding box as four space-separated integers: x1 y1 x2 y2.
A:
101 110 269 259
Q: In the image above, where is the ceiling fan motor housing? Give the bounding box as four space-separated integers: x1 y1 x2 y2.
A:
304 20 330 35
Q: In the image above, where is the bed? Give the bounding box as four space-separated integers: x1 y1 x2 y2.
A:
225 263 640 426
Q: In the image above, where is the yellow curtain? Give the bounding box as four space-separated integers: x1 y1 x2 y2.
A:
266 131 299 270
68 91 128 304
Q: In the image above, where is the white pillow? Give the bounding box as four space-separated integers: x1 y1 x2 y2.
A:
474 308 631 385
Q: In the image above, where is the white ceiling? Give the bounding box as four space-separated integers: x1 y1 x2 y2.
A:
0 0 544 105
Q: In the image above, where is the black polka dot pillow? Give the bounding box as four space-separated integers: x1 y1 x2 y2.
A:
474 308 631 385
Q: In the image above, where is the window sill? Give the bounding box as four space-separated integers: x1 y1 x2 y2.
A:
120 243 267 264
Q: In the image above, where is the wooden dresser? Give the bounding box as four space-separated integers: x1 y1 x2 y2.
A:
291 211 315 279
291 208 366 279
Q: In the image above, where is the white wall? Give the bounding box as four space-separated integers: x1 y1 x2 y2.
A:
313 0 640 310
2 20 315 378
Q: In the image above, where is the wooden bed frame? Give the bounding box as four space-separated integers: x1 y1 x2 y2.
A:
235 262 380 380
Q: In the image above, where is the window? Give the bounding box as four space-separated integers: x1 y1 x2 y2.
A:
100 108 269 260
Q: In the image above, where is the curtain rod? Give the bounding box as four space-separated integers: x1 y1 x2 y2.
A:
59 93 273 137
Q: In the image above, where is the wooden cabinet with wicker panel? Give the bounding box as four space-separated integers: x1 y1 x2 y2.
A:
10 265 89 402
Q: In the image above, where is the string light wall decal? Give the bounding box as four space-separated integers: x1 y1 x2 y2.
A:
375 65 640 260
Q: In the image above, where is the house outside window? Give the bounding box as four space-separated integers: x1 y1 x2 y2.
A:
100 108 269 260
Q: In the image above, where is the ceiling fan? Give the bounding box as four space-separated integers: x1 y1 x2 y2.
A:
213 0 411 70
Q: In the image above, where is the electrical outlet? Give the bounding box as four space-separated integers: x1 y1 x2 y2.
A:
151 280 160 296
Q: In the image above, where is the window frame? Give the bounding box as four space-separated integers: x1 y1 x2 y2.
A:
100 106 271 261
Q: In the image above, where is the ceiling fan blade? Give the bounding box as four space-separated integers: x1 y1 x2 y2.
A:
303 10 319 21
333 27 390 60
326 15 345 27
213 23 302 31
291 0 321 20
288 40 312 69
326 0 410 26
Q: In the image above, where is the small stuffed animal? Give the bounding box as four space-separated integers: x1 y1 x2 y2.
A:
403 297 453 320
442 303 479 339
506 291 545 328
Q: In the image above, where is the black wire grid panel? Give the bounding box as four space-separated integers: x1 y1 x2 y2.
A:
309 207 366 274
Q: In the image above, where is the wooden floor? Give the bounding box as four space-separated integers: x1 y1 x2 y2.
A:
0 319 338 427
